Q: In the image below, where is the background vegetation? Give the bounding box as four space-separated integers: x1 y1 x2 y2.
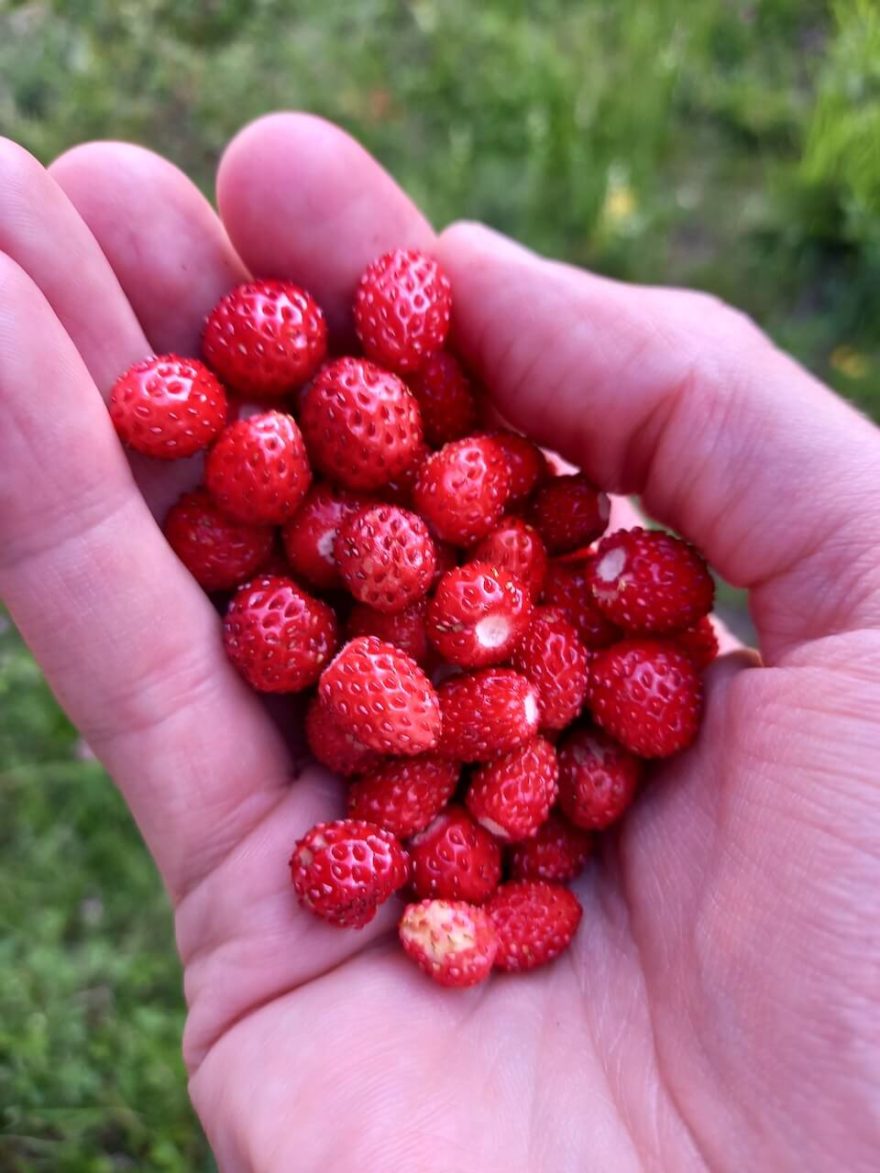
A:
0 0 877 1167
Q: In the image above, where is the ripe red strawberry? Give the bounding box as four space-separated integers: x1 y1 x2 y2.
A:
588 639 703 758
335 504 436 614
281 483 369 591
557 726 642 829
674 615 719 669
472 516 548 598
412 435 511 546
487 881 582 972
427 562 532 668
541 552 622 649
347 754 459 837
205 411 312 524
399 900 498 988
354 248 452 373
511 606 590 730
528 473 610 554
304 694 382 778
346 598 431 667
466 737 559 842
202 279 327 400
507 814 593 883
437 668 540 761
223 575 338 693
408 807 502 904
407 351 479 446
163 487 274 591
485 431 549 506
375 440 430 508
109 354 227 459
300 357 423 491
319 636 441 755
588 527 714 634
289 819 409 928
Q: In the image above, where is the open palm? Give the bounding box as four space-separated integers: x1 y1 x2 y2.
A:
1 115 878 1172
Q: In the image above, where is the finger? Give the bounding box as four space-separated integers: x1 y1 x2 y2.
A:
0 253 291 901
50 141 248 358
438 224 880 659
216 112 435 338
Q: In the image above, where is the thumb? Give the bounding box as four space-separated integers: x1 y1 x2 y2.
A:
437 223 880 661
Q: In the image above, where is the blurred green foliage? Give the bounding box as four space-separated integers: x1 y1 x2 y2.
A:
0 0 877 1166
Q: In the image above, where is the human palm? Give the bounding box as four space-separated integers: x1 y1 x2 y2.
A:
0 115 877 1172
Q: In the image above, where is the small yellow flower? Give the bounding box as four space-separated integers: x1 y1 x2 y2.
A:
829 345 870 379
604 182 637 225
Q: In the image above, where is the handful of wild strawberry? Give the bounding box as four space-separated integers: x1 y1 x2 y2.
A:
109 248 717 989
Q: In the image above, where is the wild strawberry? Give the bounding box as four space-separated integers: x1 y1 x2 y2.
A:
300 357 423 491
289 819 409 928
319 636 441 755
347 754 459 837
426 563 532 668
223 575 338 693
281 483 369 591
407 351 479 446
528 473 610 554
345 598 430 667
466 737 559 842
202 279 327 400
511 607 590 730
588 527 714 634
437 668 540 761
588 639 703 758
399 900 497 988
507 814 593 883
412 435 511 546
109 354 227 459
487 881 582 972
354 248 452 373
485 431 548 506
472 517 548 598
163 487 274 591
557 726 642 829
674 615 719 670
375 440 430 508
335 504 436 614
408 807 502 904
304 694 382 778
541 553 622 649
205 411 312 525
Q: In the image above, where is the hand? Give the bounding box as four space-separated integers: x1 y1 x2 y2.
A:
1 114 878 1172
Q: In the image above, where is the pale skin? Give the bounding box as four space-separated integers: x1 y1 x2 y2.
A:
0 113 878 1172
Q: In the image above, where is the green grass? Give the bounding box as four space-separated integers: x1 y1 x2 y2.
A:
0 0 877 1165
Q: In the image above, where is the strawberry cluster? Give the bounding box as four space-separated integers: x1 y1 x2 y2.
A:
108 248 718 989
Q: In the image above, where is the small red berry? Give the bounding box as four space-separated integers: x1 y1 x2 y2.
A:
408 807 502 904
354 248 452 373
203 279 327 400
300 357 423 491
348 754 459 837
485 431 549 506
437 668 540 761
205 411 312 524
507 814 593 883
223 575 338 693
427 562 532 668
335 504 436 614
529 474 610 554
289 819 409 928
375 440 430 508
557 726 642 829
588 639 703 758
412 435 511 546
487 881 582 972
541 553 622 649
346 598 431 667
466 737 559 842
472 516 548 598
163 487 274 591
304 694 382 778
588 527 714 634
674 615 720 670
511 606 590 730
399 900 498 988
319 636 441 755
281 483 369 591
109 354 227 459
407 351 479 446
